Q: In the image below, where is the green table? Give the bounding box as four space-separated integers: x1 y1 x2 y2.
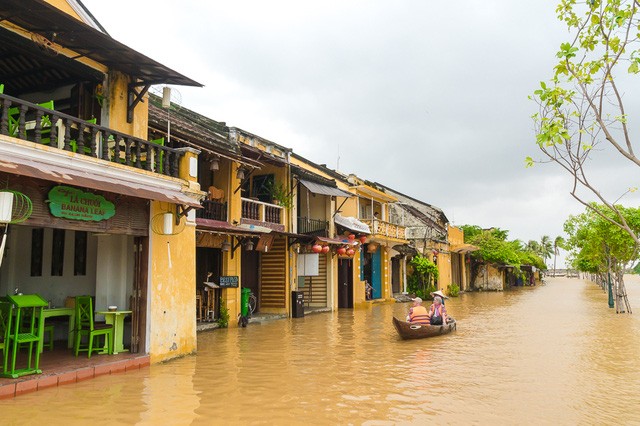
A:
38 307 75 353
96 310 132 354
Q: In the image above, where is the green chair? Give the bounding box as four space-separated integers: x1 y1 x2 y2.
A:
0 301 13 374
150 137 165 172
69 117 98 154
74 296 112 358
42 323 55 351
0 83 4 94
18 313 54 352
8 100 55 142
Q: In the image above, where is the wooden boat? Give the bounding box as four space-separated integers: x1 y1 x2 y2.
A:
392 316 456 339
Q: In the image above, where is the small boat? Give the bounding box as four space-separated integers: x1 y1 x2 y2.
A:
392 316 456 340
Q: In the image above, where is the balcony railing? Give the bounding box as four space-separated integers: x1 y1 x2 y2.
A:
0 93 184 177
298 217 328 236
361 219 407 240
197 200 227 222
241 198 283 224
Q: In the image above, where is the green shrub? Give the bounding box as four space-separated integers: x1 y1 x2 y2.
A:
217 299 230 328
447 283 460 297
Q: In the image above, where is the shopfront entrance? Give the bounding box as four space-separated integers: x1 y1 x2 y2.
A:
338 258 353 308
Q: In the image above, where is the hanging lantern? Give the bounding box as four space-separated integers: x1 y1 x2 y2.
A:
210 157 220 171
236 166 246 180
221 241 231 252
346 248 355 257
367 242 378 253
321 245 330 254
359 235 367 244
337 247 347 256
245 239 254 251
348 234 356 241
312 244 323 253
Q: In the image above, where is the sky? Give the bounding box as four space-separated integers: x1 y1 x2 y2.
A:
82 0 640 267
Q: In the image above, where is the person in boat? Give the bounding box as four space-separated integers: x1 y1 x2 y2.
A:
428 296 448 325
430 290 448 306
406 297 430 325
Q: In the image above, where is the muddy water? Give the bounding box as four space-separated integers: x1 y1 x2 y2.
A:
3 277 640 425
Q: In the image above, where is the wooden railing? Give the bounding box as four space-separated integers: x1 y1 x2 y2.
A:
241 198 283 224
361 219 407 240
298 217 328 236
0 93 184 177
197 200 227 221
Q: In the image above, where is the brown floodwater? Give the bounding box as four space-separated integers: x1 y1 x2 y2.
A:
3 277 640 425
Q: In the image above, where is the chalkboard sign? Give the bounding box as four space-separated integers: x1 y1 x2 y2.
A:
219 276 239 288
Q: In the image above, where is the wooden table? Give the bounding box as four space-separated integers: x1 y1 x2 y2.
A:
96 310 132 354
38 307 75 354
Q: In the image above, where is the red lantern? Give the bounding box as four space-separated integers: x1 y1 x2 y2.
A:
337 247 347 256
346 248 355 256
348 234 356 241
321 245 330 254
312 244 323 253
359 235 367 244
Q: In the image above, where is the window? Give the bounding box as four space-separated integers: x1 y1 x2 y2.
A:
251 174 275 203
30 228 44 277
74 231 87 276
51 229 65 276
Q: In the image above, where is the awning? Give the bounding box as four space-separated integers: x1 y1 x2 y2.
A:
196 219 265 236
450 243 479 254
392 244 418 256
316 236 359 246
0 0 202 87
299 179 353 198
334 214 371 234
0 155 202 208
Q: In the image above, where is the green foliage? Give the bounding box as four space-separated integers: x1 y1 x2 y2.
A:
266 181 293 209
539 235 553 261
447 283 460 297
462 224 547 271
564 204 640 274
217 299 230 328
407 255 438 299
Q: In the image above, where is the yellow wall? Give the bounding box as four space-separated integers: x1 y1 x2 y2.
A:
448 226 464 246
106 71 149 140
148 201 197 363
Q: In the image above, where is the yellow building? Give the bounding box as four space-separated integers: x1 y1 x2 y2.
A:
0 1 203 364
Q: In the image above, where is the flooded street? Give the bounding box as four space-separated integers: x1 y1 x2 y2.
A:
4 277 640 425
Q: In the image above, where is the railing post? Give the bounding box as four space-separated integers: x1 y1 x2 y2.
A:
50 115 58 148
18 105 27 139
63 118 72 151
260 204 265 222
0 99 10 135
34 110 43 144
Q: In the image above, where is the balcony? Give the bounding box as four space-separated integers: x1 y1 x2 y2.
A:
361 219 407 240
297 217 329 237
241 198 284 226
0 93 185 177
197 200 227 222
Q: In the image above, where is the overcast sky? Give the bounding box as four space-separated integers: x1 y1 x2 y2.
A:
83 0 639 266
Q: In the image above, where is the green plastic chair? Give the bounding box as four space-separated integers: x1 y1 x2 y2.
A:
150 137 165 172
7 100 55 142
0 301 13 374
69 117 98 154
0 84 4 94
73 296 113 358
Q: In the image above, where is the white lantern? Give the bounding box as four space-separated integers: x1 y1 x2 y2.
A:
162 87 171 109
0 192 14 224
163 212 174 235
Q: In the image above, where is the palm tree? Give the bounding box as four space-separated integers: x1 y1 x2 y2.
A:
539 235 553 266
525 240 541 254
553 236 565 277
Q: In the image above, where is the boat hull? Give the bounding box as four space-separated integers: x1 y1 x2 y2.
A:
392 316 456 339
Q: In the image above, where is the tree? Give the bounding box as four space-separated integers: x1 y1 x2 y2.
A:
564 204 640 312
553 236 566 276
525 240 541 254
530 0 640 246
539 235 553 265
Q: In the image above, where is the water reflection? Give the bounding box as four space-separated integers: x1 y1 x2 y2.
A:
2 277 640 424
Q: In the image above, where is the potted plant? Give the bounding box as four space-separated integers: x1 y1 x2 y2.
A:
267 181 293 209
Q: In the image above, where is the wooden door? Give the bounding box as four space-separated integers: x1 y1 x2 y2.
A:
130 236 148 354
338 258 353 308
241 250 261 312
391 257 400 294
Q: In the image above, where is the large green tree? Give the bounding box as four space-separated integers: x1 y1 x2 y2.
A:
564 204 640 311
530 0 640 246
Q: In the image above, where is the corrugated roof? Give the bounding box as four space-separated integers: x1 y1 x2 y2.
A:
298 179 353 198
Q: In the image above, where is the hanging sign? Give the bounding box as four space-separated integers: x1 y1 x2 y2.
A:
47 186 115 222
219 276 239 288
